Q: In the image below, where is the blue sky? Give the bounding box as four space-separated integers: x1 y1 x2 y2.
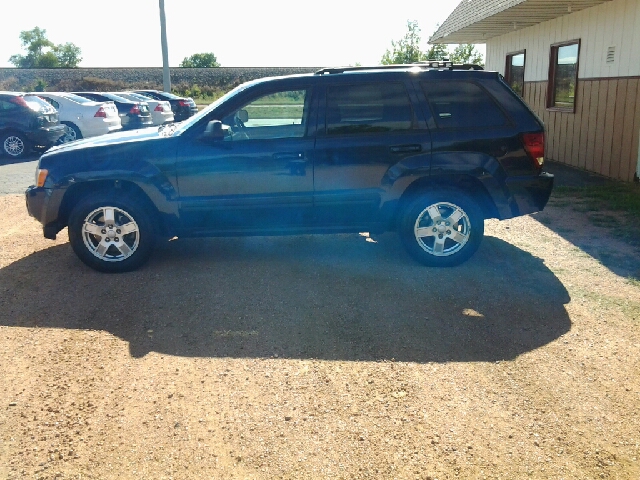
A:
0 0 484 68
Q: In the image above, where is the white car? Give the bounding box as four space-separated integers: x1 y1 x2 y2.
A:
33 92 122 143
114 92 174 126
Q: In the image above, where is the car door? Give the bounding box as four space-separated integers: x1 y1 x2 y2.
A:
175 86 317 234
313 80 431 229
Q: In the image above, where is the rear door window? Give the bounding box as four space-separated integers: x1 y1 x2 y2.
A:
421 81 507 129
325 83 413 135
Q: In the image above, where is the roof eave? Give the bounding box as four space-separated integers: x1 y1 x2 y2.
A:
429 0 613 45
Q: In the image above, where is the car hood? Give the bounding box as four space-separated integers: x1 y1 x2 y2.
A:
44 128 163 155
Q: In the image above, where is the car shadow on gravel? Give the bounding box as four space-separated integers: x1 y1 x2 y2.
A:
0 233 571 362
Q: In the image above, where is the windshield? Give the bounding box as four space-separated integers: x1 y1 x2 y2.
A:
103 93 133 103
172 80 259 136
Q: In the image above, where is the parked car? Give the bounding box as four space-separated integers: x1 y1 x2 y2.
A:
26 63 553 272
72 92 153 130
113 92 174 126
133 90 197 121
33 92 122 143
0 92 66 158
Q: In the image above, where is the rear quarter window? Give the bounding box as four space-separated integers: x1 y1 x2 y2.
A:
421 81 507 129
326 82 414 135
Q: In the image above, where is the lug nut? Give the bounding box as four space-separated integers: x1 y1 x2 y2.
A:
116 229 121 234
438 234 443 239
101 229 106 234
114 237 119 242
447 230 451 235
432 228 437 232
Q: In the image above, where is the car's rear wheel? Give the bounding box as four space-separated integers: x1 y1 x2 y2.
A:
58 123 82 144
1 130 30 158
68 193 155 273
400 189 484 267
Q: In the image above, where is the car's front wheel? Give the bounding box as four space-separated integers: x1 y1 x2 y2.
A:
400 189 484 267
1 130 30 158
68 193 155 273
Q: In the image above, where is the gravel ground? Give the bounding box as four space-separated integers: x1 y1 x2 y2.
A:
1 175 639 479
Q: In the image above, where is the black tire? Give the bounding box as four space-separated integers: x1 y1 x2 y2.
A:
57 122 83 144
1 130 31 159
399 189 484 267
68 192 155 273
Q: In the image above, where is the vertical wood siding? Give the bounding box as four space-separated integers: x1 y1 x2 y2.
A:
486 0 640 80
484 0 640 180
525 79 639 181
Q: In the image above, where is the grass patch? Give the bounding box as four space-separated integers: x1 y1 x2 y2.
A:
554 183 640 247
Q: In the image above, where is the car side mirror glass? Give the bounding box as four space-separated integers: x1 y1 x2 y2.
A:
237 109 249 123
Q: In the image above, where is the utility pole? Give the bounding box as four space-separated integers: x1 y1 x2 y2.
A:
159 0 171 92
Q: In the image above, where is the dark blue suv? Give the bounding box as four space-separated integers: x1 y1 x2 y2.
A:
26 63 553 272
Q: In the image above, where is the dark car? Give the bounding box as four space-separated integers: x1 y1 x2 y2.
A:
0 92 66 158
133 90 198 122
26 63 553 272
72 92 153 130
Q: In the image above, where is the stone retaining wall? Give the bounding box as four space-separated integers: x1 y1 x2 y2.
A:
0 67 320 90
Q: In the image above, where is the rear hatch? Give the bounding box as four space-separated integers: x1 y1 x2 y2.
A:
23 95 59 127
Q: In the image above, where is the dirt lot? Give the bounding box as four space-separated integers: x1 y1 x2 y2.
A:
1 186 639 479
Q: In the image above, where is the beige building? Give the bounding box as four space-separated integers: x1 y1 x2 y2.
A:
431 0 640 182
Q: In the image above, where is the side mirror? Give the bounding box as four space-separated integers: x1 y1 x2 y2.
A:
237 109 249 123
203 120 229 140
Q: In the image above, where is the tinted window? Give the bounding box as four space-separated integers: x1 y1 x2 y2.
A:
326 83 413 135
40 97 60 109
422 81 507 128
0 100 18 111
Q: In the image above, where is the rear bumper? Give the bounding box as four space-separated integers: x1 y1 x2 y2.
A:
505 171 554 217
26 125 66 147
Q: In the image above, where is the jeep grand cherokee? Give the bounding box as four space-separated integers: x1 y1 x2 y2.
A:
25 63 553 272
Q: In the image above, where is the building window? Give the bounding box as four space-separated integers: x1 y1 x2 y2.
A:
547 40 580 111
505 51 525 97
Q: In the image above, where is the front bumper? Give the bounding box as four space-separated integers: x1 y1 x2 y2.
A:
25 185 65 239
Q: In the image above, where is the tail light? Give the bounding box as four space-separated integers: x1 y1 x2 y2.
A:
154 104 164 111
522 132 545 170
94 106 107 118
129 104 141 115
178 100 189 107
9 96 29 108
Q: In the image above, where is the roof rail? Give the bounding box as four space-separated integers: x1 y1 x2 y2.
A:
315 62 483 75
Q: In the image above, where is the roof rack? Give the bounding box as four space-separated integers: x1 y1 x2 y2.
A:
315 62 483 75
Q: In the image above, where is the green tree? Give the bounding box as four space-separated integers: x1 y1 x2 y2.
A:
8 27 82 68
381 20 427 65
179 52 220 68
55 42 82 68
424 43 449 61
449 44 484 65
